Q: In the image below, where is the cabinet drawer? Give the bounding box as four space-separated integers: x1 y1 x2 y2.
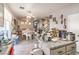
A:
66 43 76 52
66 51 76 55
50 46 65 55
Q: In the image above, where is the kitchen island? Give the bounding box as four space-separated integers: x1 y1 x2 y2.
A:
41 40 77 55
0 40 77 55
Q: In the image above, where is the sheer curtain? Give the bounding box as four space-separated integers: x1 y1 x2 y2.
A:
4 7 12 40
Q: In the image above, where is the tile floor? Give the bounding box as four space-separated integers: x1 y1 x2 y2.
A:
14 40 35 55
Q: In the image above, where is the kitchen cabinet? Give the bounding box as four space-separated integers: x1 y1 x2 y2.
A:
66 43 76 55
66 43 76 51
66 50 75 55
50 43 76 55
50 46 66 55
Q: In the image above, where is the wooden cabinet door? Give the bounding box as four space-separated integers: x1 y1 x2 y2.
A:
66 43 76 52
50 46 66 55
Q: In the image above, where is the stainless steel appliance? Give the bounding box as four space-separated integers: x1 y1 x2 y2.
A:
67 32 75 41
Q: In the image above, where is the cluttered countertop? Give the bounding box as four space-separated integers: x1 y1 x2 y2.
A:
40 39 77 55
41 40 77 49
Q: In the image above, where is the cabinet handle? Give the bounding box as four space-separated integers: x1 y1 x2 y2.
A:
58 51 63 53
71 47 75 49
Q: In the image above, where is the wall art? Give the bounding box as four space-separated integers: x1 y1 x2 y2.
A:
61 14 63 24
0 4 4 27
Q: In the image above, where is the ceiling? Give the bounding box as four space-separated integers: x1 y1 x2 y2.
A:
5 3 79 19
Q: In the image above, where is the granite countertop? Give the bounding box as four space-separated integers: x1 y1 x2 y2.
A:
40 40 77 55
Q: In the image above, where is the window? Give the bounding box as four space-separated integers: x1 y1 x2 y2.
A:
4 7 12 39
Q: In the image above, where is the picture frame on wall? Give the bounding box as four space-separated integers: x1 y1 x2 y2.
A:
0 4 4 27
64 18 67 29
53 17 58 24
61 14 63 24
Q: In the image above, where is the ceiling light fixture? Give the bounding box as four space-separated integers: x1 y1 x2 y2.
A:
28 22 31 25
